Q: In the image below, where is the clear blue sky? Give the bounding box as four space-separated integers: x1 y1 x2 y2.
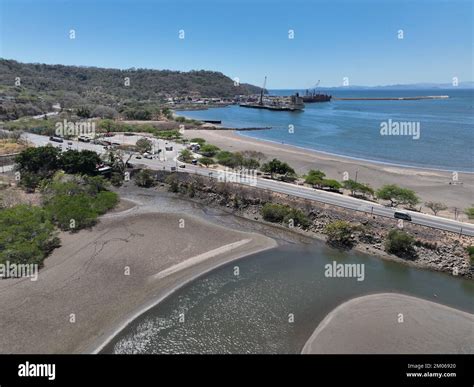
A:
0 0 472 88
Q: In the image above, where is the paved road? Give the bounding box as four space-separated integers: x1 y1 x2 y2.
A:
22 132 474 237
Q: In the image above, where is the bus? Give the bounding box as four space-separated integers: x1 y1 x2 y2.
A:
394 211 412 221
49 136 63 143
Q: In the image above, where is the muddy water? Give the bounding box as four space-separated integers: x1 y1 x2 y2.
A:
102 190 474 354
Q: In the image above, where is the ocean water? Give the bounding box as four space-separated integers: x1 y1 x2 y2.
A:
177 89 474 172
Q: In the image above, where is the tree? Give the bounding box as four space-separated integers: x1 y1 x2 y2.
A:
324 221 354 248
305 169 326 187
199 157 214 167
425 201 447 216
42 176 117 231
124 108 152 120
464 207 474 220
261 203 310 228
110 172 124 187
343 179 374 198
261 158 295 179
46 193 99 231
241 150 266 163
44 193 115 231
284 208 310 229
165 173 180 192
261 203 291 223
179 149 193 163
103 149 132 175
385 229 416 258
134 169 155 188
359 184 375 198
91 106 118 119
135 137 153 154
77 106 91 118
200 144 220 157
466 246 474 265
216 151 244 169
162 107 173 119
98 119 116 134
242 157 260 170
91 191 119 214
376 184 420 207
321 179 342 191
15 146 61 179
18 172 41 193
59 149 101 176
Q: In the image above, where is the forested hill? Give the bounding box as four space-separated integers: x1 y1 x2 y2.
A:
0 59 260 119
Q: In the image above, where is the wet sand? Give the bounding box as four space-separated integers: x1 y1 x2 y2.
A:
302 293 474 354
184 129 474 217
0 210 276 354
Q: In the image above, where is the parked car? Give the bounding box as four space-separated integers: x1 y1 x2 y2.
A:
178 164 186 168
135 155 142 159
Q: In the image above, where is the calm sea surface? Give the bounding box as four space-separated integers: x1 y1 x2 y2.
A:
177 89 474 172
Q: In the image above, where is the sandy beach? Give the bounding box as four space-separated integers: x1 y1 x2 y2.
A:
302 293 474 354
0 205 276 354
184 129 474 216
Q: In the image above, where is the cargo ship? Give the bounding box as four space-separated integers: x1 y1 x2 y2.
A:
302 90 332 103
239 76 305 111
301 80 332 103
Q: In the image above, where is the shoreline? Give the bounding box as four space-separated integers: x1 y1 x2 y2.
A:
302 293 474 354
0 203 277 354
85 209 278 354
236 131 473 174
92 234 276 354
175 110 472 174
183 129 474 213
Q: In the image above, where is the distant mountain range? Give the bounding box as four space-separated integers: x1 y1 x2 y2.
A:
314 82 474 90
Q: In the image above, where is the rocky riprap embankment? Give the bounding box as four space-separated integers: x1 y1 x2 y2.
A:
151 171 474 279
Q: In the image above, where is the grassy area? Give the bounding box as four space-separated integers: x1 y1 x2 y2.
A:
0 205 60 269
0 139 28 155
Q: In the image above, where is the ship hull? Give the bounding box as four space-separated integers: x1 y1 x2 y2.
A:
301 94 332 103
239 103 304 111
